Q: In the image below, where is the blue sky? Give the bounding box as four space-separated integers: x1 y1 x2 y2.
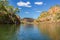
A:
9 0 60 19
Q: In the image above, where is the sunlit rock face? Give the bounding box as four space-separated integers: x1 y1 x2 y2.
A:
48 5 60 21
48 5 60 15
37 5 60 22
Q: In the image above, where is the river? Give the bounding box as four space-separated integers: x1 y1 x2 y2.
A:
0 23 60 40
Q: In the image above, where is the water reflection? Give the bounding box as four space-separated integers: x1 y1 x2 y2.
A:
0 24 20 40
17 24 50 40
0 23 60 40
38 22 60 40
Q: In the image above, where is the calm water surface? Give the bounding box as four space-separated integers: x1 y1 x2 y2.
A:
0 23 60 40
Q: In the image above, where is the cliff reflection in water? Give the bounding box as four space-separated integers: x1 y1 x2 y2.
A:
0 24 20 40
38 22 60 40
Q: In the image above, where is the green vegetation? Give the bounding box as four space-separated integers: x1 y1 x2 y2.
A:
0 0 20 24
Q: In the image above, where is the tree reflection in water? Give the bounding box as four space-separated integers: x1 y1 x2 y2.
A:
0 24 20 40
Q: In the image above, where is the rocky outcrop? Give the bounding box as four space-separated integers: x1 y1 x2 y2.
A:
37 5 60 22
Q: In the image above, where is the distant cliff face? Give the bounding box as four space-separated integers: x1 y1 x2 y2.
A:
21 18 34 22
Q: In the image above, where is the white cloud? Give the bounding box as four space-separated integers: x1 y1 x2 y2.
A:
36 11 41 12
35 2 43 5
17 1 31 7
